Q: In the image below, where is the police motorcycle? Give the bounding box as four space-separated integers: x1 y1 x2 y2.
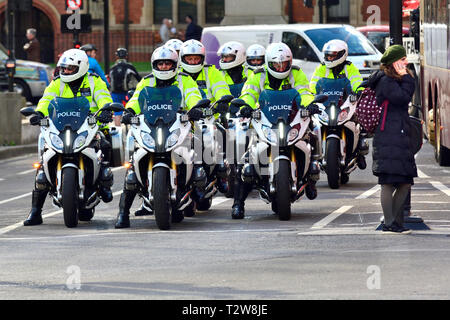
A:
233 89 327 221
20 98 124 228
121 86 208 230
313 78 367 189
190 94 234 212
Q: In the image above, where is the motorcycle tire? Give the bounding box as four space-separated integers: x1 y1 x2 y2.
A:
196 197 212 211
275 160 291 221
62 167 79 228
153 166 171 230
225 165 235 198
326 138 341 189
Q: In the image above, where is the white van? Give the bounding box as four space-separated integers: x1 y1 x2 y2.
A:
201 24 382 80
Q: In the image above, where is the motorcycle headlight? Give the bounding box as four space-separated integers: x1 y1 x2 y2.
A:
73 131 88 150
262 125 277 143
338 107 349 123
166 129 180 149
50 133 64 150
318 110 329 124
141 131 155 149
288 127 299 142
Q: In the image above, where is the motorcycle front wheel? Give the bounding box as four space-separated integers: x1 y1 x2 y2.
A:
326 138 341 189
62 167 79 228
153 167 171 230
275 160 291 221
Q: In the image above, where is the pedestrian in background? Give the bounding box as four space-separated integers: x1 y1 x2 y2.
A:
369 45 417 234
23 28 40 62
160 18 176 44
80 44 110 88
184 15 202 41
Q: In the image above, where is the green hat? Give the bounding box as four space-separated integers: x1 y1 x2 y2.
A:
380 45 407 65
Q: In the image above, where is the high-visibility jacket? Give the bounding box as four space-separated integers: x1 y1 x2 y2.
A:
126 72 202 114
240 66 314 109
181 64 231 103
220 66 254 98
36 73 112 116
309 62 363 94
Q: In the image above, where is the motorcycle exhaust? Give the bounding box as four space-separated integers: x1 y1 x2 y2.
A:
344 157 358 174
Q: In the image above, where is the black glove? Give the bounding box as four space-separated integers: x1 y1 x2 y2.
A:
187 108 203 121
239 105 253 118
307 103 321 115
97 110 113 123
214 102 229 115
29 112 44 126
121 109 137 125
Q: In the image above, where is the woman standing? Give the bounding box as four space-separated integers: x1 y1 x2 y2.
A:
370 45 417 234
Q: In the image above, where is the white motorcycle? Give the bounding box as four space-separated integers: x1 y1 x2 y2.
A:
233 89 326 220
122 86 207 230
20 97 124 228
313 78 368 189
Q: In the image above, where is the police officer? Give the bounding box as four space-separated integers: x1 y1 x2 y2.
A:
231 42 320 219
245 44 266 71
309 39 368 171
109 47 142 126
24 48 115 226
179 39 232 194
114 46 203 228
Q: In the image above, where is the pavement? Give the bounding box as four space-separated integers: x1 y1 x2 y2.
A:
0 143 37 160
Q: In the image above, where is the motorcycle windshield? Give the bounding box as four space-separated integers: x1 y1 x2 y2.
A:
47 97 91 132
138 86 182 125
258 89 301 124
315 78 352 108
229 82 245 98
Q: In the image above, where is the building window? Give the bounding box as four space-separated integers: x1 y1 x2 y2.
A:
178 0 197 23
326 0 349 23
154 0 172 24
206 0 224 24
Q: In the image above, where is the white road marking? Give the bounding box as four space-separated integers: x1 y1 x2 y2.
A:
17 169 36 175
112 167 125 172
430 181 450 197
211 196 230 207
0 192 32 205
355 185 380 199
311 205 353 229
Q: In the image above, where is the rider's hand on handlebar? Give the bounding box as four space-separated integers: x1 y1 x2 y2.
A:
214 102 229 115
97 110 113 123
29 112 44 126
239 105 253 118
307 103 321 115
187 108 203 121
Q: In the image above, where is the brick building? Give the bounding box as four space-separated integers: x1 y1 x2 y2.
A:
0 0 408 65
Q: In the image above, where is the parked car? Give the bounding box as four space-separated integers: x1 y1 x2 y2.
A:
201 24 383 80
356 25 410 53
0 43 53 102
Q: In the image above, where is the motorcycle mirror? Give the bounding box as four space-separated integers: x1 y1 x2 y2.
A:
230 98 249 108
194 99 211 109
20 107 36 117
313 95 328 104
218 95 234 104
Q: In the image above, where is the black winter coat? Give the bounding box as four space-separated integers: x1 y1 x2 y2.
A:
370 71 418 183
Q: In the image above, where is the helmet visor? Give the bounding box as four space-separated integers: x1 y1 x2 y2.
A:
268 60 291 73
220 54 236 63
182 54 204 65
60 64 79 75
324 50 345 62
246 56 264 67
153 59 176 71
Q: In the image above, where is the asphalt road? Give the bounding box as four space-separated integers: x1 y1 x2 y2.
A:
1 140 450 301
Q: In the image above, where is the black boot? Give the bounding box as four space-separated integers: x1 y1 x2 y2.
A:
115 190 136 229
231 169 251 219
99 162 114 203
23 190 48 226
231 204 245 219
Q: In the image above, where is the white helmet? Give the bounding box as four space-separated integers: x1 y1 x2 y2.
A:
58 49 89 83
265 43 293 80
179 39 206 74
322 39 348 68
217 41 246 70
151 46 178 80
165 39 183 54
246 44 266 70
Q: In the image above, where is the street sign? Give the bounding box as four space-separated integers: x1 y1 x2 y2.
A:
60 14 92 33
66 0 83 11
